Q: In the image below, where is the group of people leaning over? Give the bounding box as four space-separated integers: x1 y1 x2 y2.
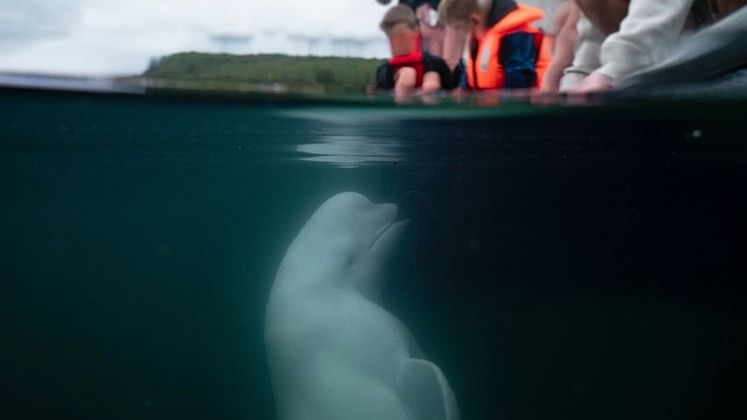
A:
374 0 746 95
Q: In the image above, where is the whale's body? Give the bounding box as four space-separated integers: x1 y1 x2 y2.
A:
265 192 460 420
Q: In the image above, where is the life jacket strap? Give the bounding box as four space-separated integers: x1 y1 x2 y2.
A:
388 35 425 87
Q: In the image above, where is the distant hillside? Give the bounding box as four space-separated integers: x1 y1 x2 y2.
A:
143 52 383 94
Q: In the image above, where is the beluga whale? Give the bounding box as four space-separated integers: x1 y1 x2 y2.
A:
265 192 460 420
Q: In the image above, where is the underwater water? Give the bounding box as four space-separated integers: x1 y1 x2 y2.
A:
1 86 746 420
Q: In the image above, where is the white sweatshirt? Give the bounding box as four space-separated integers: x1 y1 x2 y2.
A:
560 0 695 91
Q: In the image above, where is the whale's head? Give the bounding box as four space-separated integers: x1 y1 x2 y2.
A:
279 192 409 297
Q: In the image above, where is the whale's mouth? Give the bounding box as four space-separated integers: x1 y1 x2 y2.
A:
368 212 408 250
368 220 394 250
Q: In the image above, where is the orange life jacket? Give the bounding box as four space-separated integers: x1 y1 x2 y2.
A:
388 35 425 88
466 4 552 90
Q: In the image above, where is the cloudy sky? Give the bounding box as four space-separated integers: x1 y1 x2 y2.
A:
0 0 390 76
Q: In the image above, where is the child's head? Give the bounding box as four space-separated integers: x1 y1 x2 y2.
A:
438 0 507 38
438 0 488 27
380 5 421 56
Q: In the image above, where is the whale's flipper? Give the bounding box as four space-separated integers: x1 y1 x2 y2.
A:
396 358 461 420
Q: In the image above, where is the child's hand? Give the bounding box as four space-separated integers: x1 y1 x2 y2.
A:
573 72 613 93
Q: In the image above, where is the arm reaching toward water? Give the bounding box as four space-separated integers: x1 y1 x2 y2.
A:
562 0 696 92
596 0 695 85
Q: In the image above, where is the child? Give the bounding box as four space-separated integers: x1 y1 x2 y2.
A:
377 0 470 73
438 0 553 90
376 5 454 94
377 1 446 59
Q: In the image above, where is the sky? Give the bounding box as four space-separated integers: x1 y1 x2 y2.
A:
0 0 390 76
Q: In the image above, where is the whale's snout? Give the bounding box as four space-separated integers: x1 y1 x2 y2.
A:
366 200 410 253
317 192 411 254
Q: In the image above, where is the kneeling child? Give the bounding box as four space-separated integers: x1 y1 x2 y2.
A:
376 5 454 94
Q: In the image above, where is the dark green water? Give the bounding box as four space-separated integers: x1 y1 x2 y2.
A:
1 87 746 419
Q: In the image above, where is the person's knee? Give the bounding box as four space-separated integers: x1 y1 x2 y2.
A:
442 26 469 71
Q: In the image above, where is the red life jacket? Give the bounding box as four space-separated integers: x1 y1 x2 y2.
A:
388 36 425 88
466 4 552 90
